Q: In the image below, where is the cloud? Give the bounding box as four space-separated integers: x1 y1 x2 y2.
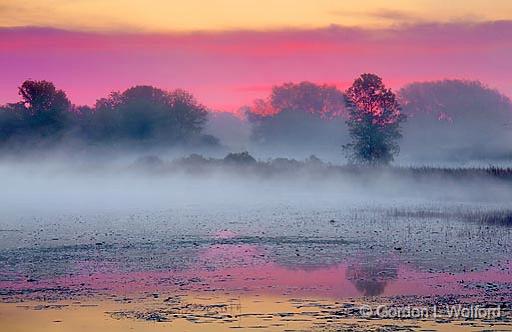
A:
370 9 418 22
0 21 510 111
3 0 512 33
330 8 421 25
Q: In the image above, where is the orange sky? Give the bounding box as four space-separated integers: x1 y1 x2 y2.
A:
1 0 512 32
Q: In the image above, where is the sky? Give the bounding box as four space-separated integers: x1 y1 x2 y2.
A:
1 0 511 111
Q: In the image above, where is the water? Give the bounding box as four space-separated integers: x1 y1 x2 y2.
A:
1 170 512 331
1 201 511 300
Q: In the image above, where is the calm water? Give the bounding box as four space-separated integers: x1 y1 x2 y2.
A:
1 199 511 303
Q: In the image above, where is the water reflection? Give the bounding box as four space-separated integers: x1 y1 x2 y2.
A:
346 256 399 296
2 225 512 303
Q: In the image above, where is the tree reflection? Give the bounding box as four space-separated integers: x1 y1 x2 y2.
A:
346 257 398 296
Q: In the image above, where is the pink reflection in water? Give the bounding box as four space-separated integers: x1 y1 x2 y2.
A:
2 254 511 300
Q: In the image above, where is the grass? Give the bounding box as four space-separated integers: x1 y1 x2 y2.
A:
387 208 512 226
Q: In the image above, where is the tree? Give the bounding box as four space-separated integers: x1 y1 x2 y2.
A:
88 86 209 144
0 80 71 144
246 82 347 149
0 103 24 142
19 80 70 115
0 82 216 148
18 80 71 137
224 151 256 164
269 81 346 119
398 80 512 160
343 74 405 165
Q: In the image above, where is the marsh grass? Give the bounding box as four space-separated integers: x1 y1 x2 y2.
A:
387 208 512 226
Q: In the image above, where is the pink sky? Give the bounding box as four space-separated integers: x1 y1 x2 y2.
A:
1 21 511 112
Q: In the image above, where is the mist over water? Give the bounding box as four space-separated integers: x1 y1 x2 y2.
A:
1 151 511 218
2 130 512 331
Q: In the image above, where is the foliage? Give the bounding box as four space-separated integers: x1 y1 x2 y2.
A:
246 81 346 146
0 81 213 148
85 86 208 144
0 103 23 142
398 80 512 159
0 80 71 142
224 151 257 164
268 81 346 119
343 74 405 165
399 79 512 122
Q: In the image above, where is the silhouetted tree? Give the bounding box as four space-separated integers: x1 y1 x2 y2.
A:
87 86 209 144
0 80 71 143
19 80 71 137
343 74 405 165
0 82 219 149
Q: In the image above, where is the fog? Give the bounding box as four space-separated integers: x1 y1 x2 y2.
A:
398 80 512 165
1 153 511 219
1 78 512 214
202 80 512 166
2 79 511 167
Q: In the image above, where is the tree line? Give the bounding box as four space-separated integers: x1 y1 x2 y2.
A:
246 74 405 164
2 74 510 164
245 77 512 163
0 82 217 148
